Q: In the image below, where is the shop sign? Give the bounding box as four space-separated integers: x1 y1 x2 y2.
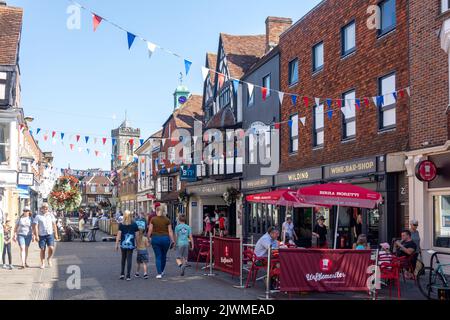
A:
415 160 437 182
242 177 272 190
187 181 239 196
324 158 377 179
180 165 197 182
191 202 197 207
275 167 322 186
17 172 34 186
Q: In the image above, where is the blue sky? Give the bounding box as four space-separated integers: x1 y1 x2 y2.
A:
9 0 322 171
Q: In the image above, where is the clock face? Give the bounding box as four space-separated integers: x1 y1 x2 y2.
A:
178 96 187 105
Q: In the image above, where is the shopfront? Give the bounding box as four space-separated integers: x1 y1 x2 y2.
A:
272 156 399 248
186 179 240 236
406 146 450 269
242 177 274 242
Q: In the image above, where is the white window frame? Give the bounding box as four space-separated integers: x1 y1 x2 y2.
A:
0 72 8 103
313 104 324 147
342 90 356 140
0 122 10 164
379 73 396 130
312 42 324 72
342 20 356 57
289 114 299 153
161 177 168 192
288 58 299 86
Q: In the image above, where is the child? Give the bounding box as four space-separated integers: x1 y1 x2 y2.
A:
2 219 13 269
135 228 149 279
174 215 194 276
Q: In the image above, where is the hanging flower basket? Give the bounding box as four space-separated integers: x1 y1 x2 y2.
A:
48 176 82 212
222 187 242 206
178 190 190 204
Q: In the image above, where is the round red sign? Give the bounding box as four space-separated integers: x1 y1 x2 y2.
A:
415 160 437 182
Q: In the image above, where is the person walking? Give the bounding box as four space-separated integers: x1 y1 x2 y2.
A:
115 210 139 281
147 203 175 279
33 203 59 269
135 226 149 279
174 215 193 276
410 219 421 257
2 218 13 269
282 216 298 244
13 207 33 268
0 206 5 264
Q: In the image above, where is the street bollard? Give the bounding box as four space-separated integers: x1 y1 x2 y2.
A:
204 232 216 277
233 235 245 289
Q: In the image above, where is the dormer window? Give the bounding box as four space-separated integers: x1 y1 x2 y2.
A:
442 0 450 13
219 87 230 107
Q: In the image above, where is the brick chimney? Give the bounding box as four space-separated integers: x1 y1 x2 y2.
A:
265 16 292 52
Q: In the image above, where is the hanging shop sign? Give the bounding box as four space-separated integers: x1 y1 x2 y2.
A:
180 165 197 182
415 160 437 182
17 172 34 186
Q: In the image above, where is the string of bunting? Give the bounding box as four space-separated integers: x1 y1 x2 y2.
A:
69 0 411 121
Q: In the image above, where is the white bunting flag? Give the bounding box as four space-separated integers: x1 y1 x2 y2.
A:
247 83 254 98
278 92 285 104
201 67 209 82
78 147 82 153
372 97 378 107
406 87 411 97
161 138 166 146
147 42 157 58
300 117 306 126
193 136 198 144
315 98 320 107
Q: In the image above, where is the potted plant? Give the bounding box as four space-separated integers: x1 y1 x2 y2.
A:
222 187 242 206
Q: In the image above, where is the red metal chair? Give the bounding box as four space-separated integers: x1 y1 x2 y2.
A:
196 241 211 271
245 251 268 288
377 259 402 299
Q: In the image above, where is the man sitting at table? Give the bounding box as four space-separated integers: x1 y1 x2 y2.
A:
393 230 417 279
255 227 279 258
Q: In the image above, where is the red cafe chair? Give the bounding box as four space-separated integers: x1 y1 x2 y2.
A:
376 259 402 299
245 252 268 289
196 241 211 271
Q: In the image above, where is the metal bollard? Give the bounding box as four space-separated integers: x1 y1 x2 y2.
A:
204 232 216 277
234 235 245 289
258 246 274 300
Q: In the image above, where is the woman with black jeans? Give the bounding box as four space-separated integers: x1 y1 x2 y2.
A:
147 204 175 279
115 210 139 281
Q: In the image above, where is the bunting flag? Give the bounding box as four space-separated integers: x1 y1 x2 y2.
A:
127 32 136 50
291 95 297 106
102 137 107 145
37 128 41 135
300 117 306 126
112 138 117 145
392 92 397 101
247 83 254 98
376 96 384 108
326 99 332 109
19 124 24 131
218 73 225 88
70 144 74 151
327 107 333 120
288 120 293 128
147 42 156 58
232 79 239 94
201 67 209 82
60 133 65 140
274 123 281 130
262 87 268 101
52 131 56 138
372 97 377 107
78 147 82 153
315 98 320 107
399 89 405 99
93 14 102 32
406 87 411 97
29 130 33 136
85 136 90 144
337 99 342 109
87 148 90 155
76 135 81 142
184 59 192 76
278 92 285 105
355 99 361 109
193 136 198 144
303 96 309 108
364 98 370 108
44 134 48 141
95 151 99 157
140 139 144 145
129 139 134 146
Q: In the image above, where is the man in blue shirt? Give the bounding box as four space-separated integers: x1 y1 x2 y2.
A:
255 227 279 258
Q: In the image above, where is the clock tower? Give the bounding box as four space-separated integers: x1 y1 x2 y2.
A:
173 73 190 110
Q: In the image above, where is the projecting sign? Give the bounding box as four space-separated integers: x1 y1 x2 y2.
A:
17 172 34 186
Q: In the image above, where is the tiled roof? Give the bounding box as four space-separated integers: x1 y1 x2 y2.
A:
205 106 236 129
220 33 266 79
173 94 203 129
206 53 217 85
0 5 23 66
151 129 163 138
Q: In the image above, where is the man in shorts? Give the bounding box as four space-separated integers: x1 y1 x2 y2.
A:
33 203 59 269
174 215 194 276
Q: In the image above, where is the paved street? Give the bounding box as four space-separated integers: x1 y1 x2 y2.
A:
0 229 425 300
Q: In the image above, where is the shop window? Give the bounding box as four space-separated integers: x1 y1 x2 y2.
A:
341 20 356 57
379 73 396 130
379 0 396 36
0 122 10 164
161 177 168 192
312 42 324 73
434 195 450 249
342 90 356 140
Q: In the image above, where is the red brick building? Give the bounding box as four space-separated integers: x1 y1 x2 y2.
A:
276 0 410 247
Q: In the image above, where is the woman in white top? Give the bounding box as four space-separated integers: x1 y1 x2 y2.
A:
282 216 297 244
13 207 34 268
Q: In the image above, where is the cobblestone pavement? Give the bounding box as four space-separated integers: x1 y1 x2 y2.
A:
0 229 425 300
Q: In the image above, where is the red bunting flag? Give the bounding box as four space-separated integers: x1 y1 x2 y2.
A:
262 87 268 101
44 134 48 141
93 14 102 32
303 97 309 108
399 89 405 99
274 123 281 130
52 131 56 138
337 99 342 108
95 151 99 157
102 137 107 145
364 98 370 108
76 135 81 142
70 144 74 151
141 158 145 163
129 139 134 146
218 73 225 88
19 124 24 131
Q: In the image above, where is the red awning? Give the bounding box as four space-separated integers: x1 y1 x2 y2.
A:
246 189 318 207
296 182 382 209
